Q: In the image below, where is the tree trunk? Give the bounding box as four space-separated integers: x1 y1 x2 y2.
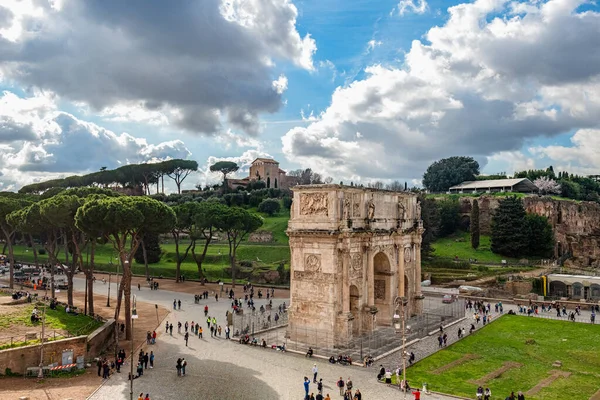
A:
87 240 96 315
29 234 38 268
173 233 181 283
229 254 236 287
161 175 164 194
191 236 211 279
1 229 15 289
141 238 149 280
63 232 74 306
123 264 132 341
2 241 7 256
45 239 57 299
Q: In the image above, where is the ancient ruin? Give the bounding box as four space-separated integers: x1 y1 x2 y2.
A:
456 195 600 268
287 185 424 347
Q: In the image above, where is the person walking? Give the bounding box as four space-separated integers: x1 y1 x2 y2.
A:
304 377 310 399
151 330 156 344
312 364 318 383
199 327 203 338
337 377 345 396
165 320 169 333
346 377 353 392
149 351 154 369
178 299 181 310
225 325 230 339
178 321 182 334
184 332 189 346
97 358 102 377
173 300 176 310
169 323 173 335
317 379 323 394
176 358 182 377
102 360 110 379
138 283 141 291
181 358 187 376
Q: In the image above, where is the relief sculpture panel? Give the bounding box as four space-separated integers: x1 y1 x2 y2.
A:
293 271 335 284
350 253 363 278
304 254 322 272
300 193 329 216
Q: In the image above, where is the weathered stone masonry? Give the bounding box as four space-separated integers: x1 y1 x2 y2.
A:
287 185 424 348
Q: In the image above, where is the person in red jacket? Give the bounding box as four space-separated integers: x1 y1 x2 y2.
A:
412 388 421 400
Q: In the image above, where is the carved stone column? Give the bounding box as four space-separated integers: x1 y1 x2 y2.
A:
366 244 374 305
342 250 350 313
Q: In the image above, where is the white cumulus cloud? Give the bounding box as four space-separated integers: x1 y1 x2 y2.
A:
282 0 600 182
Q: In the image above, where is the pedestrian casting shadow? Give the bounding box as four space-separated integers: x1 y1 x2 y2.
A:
117 341 279 400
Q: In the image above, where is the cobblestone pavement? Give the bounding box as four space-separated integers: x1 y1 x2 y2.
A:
81 278 596 400
80 278 460 400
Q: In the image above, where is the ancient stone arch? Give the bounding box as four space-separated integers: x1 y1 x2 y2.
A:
287 185 424 347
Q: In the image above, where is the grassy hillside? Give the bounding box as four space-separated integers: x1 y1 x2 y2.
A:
431 232 520 263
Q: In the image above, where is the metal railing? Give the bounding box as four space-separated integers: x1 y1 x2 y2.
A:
0 330 68 350
231 308 289 337
233 298 466 361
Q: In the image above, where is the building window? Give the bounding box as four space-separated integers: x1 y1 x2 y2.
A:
267 177 271 188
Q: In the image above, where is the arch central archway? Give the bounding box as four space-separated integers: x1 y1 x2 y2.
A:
374 252 393 325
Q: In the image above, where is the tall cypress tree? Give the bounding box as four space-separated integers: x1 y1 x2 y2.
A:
470 200 480 250
491 196 529 257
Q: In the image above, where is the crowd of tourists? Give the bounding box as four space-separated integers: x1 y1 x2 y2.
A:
303 372 362 400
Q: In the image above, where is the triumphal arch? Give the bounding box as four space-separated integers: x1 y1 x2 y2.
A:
287 185 424 347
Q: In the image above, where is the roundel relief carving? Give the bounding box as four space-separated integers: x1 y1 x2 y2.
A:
404 247 412 263
305 254 321 272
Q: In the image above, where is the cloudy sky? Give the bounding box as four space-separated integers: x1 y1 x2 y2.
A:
0 0 599 191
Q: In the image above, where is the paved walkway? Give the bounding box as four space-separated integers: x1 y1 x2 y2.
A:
80 277 459 400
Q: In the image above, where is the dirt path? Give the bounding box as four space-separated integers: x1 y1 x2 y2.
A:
0 287 169 400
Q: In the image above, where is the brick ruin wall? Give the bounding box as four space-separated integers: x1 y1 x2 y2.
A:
456 196 600 268
0 319 115 374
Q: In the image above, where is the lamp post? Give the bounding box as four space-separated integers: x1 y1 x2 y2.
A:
130 294 138 400
394 296 409 399
37 305 46 379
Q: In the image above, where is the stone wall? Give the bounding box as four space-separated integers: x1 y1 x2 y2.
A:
504 281 533 295
0 319 115 374
456 195 600 268
0 336 87 374
248 231 273 243
86 319 116 357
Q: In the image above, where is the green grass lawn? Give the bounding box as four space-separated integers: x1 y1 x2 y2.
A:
0 304 103 349
405 315 600 400
0 304 102 335
431 232 520 264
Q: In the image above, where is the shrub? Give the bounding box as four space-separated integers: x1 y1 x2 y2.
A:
258 199 281 216
38 249 46 255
